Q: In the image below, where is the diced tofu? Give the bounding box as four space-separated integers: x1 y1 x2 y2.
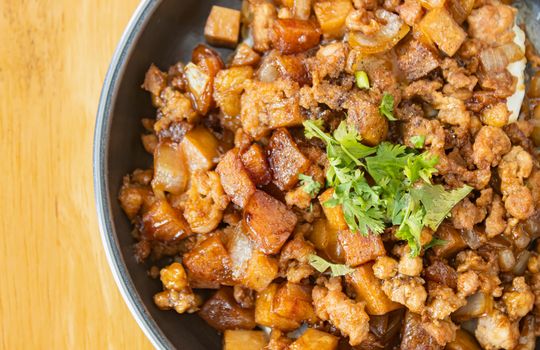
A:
273 282 317 323
289 329 339 350
419 7 466 56
271 19 321 55
198 288 256 331
151 140 189 195
397 39 440 81
255 283 300 331
204 6 241 48
214 66 254 117
432 223 467 258
183 234 234 288
251 2 277 52
241 79 304 139
216 149 256 208
231 43 261 67
180 126 219 173
243 251 279 292
308 218 346 263
226 225 278 292
241 144 272 186
318 189 348 231
338 230 386 267
314 0 353 39
346 263 401 315
141 199 192 242
244 190 297 254
223 330 267 350
268 128 310 191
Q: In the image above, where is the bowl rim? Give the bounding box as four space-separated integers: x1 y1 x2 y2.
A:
93 0 170 349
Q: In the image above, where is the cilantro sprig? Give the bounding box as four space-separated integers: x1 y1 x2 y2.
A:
308 254 355 277
299 174 321 198
303 120 472 256
379 93 396 121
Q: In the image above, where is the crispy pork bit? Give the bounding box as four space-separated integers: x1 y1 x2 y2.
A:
397 39 440 81
223 330 268 350
243 190 297 254
240 143 272 186
154 262 201 314
271 19 321 55
230 43 261 67
216 149 256 208
314 0 353 39
198 287 256 331
400 311 441 350
268 128 310 191
141 199 192 242
312 278 370 346
475 309 519 350
255 283 301 331
204 6 241 48
345 93 388 146
273 282 317 324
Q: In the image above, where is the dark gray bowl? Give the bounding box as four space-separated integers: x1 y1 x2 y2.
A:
94 0 540 349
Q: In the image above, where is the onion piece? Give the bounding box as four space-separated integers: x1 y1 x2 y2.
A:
480 47 509 73
348 10 410 54
512 250 531 276
151 140 189 196
498 248 516 272
506 24 526 123
453 293 493 322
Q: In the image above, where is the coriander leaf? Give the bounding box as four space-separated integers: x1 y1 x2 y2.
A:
404 152 438 184
395 195 424 256
424 236 448 250
355 71 370 89
299 174 321 198
410 135 426 148
365 142 410 184
304 120 331 143
379 93 396 121
308 254 354 277
411 184 473 230
333 122 376 160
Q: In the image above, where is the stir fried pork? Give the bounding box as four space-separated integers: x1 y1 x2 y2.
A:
118 0 540 347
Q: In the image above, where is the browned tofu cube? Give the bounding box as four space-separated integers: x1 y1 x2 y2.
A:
314 0 353 39
338 230 386 267
216 149 256 208
223 330 267 350
432 222 467 258
268 128 310 191
180 126 219 172
419 7 466 56
308 218 346 263
251 2 276 52
141 199 192 242
240 144 272 187
255 283 300 331
241 80 304 140
243 251 279 292
273 282 317 323
183 234 234 288
289 329 339 350
346 263 401 315
198 287 256 331
243 190 297 254
226 225 278 292
271 19 321 55
397 39 440 81
231 43 261 67
318 189 348 231
204 6 241 48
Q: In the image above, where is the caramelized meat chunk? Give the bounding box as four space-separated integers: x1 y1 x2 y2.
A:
216 149 256 208
240 144 272 186
141 199 192 242
271 19 321 55
397 39 440 81
400 311 442 350
338 230 386 267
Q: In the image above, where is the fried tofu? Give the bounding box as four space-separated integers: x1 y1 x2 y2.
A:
204 6 241 48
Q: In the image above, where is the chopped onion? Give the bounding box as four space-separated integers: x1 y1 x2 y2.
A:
480 47 509 73
498 248 516 272
151 140 189 195
453 293 493 322
512 250 531 276
499 42 525 63
506 24 526 123
257 57 280 82
348 10 409 54
461 228 482 250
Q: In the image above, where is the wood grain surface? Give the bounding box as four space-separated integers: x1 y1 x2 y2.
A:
0 1 153 348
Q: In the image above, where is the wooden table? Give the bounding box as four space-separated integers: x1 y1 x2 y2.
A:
0 1 153 348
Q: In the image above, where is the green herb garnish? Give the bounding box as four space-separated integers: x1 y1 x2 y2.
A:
379 93 396 121
355 71 370 89
299 174 321 198
410 135 426 149
424 236 448 250
303 120 472 256
308 254 355 277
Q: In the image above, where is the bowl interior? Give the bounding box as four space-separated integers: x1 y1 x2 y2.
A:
97 0 540 349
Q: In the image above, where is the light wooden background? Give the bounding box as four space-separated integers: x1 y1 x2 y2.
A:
0 1 153 349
